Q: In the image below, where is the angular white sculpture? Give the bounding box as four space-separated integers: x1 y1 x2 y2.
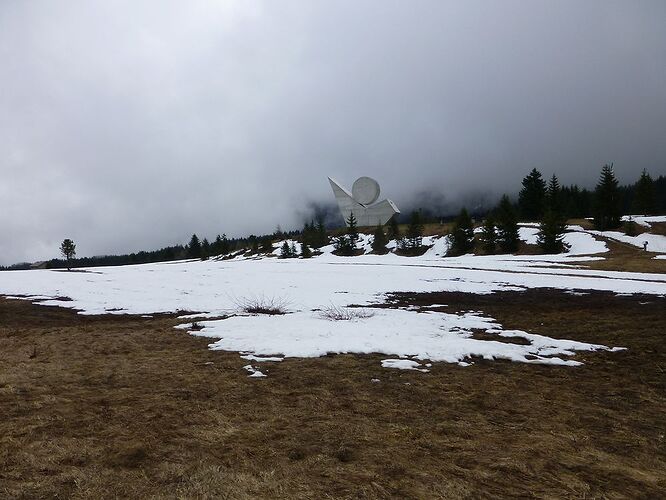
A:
328 176 400 227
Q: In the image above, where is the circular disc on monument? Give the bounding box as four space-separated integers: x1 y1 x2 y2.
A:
352 176 380 205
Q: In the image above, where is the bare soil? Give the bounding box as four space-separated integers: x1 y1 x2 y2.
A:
1 289 665 499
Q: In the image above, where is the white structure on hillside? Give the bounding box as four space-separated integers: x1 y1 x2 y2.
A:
328 176 400 227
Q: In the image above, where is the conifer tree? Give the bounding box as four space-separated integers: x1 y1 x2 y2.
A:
403 210 423 251
387 215 401 244
260 237 273 253
290 241 297 257
518 168 547 220
537 209 568 254
280 240 292 258
593 163 622 230
301 241 312 258
201 238 210 260
546 174 563 214
371 224 388 254
346 212 359 245
314 217 329 248
220 234 230 255
633 169 656 215
448 208 475 256
496 195 520 253
187 234 202 259
480 217 497 254
60 238 76 270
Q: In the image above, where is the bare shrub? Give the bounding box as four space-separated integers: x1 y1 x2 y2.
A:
318 305 375 321
233 295 289 315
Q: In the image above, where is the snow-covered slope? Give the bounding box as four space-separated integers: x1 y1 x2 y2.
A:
1 225 664 372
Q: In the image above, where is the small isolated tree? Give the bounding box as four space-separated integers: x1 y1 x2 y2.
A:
537 209 569 254
448 208 475 256
480 217 497 255
371 224 388 254
593 163 622 231
519 168 547 221
346 212 359 245
633 169 656 215
301 241 312 258
496 195 520 253
60 239 76 270
187 234 202 259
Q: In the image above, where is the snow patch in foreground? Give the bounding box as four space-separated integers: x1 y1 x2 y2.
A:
180 307 622 374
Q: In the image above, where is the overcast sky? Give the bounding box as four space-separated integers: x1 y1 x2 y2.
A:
1 1 665 264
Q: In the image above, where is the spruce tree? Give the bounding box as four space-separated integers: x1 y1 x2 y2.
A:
60 238 76 270
220 234 230 255
280 240 292 258
403 210 424 251
518 168 547 220
480 217 497 255
387 216 401 244
314 217 328 248
633 169 656 215
346 212 359 245
593 163 622 230
448 208 475 256
496 195 520 253
537 209 568 254
187 234 202 259
301 241 312 258
260 237 273 253
334 235 355 256
201 238 211 260
371 224 388 254
546 174 563 214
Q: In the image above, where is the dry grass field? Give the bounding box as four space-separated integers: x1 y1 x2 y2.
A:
1 287 665 499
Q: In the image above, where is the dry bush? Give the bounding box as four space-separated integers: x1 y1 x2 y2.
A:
233 295 289 315
318 305 374 321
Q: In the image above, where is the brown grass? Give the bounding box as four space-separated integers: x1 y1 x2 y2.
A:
580 238 666 274
1 289 665 499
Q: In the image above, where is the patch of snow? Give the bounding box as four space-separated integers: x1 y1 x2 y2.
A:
621 215 666 228
381 359 430 372
243 365 267 378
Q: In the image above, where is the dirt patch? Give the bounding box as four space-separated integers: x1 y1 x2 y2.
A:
1 291 665 498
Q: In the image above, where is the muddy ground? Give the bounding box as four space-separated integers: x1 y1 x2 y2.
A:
1 289 665 499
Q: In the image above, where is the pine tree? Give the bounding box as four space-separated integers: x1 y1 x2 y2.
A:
301 241 312 258
546 174 563 214
593 163 622 230
518 168 547 220
60 238 76 270
371 224 388 254
187 234 202 259
402 210 423 252
346 212 359 245
496 195 520 253
480 217 497 255
633 169 656 215
448 208 475 256
290 242 297 257
387 216 401 244
280 241 293 258
334 235 355 256
220 234 230 255
260 237 273 253
201 238 210 260
537 209 568 254
314 217 329 248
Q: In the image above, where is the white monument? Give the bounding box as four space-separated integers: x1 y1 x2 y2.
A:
328 176 400 227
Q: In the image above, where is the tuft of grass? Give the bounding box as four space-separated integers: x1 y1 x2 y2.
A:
318 305 374 321
234 295 289 315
